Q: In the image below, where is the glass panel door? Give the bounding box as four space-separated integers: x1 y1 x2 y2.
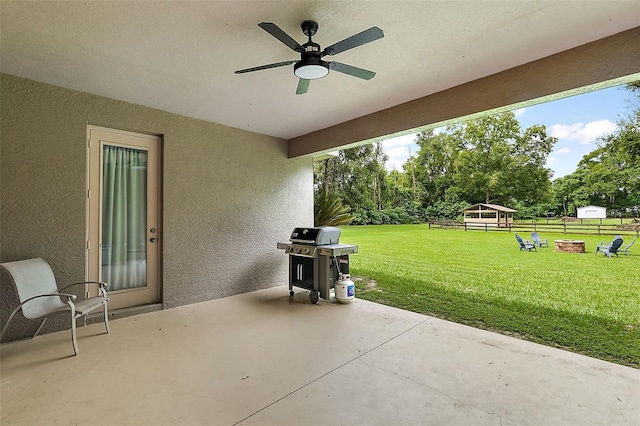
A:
101 145 148 291
87 126 160 310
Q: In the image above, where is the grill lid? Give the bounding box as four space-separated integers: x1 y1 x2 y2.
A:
290 226 341 245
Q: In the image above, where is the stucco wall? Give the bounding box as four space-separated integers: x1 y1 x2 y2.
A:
0 73 313 341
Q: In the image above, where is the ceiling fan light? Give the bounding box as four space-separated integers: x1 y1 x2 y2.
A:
294 60 329 80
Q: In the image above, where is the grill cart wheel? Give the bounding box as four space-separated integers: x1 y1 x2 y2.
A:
309 290 319 304
289 290 294 296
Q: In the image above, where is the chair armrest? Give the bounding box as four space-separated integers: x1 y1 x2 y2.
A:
0 293 78 341
19 293 78 306
60 281 108 291
60 281 108 297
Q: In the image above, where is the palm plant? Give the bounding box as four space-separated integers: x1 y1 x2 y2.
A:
314 193 354 227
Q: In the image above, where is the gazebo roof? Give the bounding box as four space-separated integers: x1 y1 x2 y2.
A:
464 203 517 213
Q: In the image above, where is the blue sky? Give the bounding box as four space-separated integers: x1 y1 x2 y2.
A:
381 84 637 180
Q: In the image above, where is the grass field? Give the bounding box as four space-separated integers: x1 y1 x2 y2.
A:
340 225 640 368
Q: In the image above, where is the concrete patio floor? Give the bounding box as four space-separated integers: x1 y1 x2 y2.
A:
1 285 638 425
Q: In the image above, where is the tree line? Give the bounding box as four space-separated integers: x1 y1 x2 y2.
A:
314 83 640 225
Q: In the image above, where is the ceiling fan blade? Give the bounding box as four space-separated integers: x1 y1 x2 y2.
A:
321 27 384 56
234 60 296 74
259 22 304 52
329 62 376 80
296 79 310 95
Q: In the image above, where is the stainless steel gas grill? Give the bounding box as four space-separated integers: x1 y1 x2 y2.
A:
277 227 358 304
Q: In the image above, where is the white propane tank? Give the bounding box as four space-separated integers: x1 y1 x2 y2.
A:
335 274 355 303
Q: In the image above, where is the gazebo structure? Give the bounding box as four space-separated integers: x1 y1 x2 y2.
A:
463 203 517 228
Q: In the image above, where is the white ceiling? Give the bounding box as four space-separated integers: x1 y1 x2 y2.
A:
2 1 639 140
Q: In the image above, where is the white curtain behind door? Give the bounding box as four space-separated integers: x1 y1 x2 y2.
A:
102 145 147 291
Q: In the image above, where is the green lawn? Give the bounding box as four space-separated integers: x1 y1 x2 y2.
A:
341 225 640 368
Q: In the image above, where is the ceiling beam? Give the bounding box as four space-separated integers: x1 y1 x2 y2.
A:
288 26 640 158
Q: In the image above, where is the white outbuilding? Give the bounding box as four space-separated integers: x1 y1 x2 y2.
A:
577 205 607 219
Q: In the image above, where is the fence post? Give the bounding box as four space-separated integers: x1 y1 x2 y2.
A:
485 223 488 232
563 222 567 234
464 222 467 231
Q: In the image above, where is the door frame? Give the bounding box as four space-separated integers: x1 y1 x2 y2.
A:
86 125 163 309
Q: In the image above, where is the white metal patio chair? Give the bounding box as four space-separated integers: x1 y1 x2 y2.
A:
0 257 110 355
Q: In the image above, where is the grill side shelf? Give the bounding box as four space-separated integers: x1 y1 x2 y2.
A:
317 244 358 257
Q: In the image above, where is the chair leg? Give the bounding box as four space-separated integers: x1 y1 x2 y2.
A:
32 318 48 339
103 302 110 334
66 301 79 356
71 315 79 356
0 305 24 342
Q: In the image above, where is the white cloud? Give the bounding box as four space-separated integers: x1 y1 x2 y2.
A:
549 120 617 145
385 146 412 158
380 133 417 150
512 108 526 117
580 120 617 143
549 123 582 139
381 133 419 171
556 147 571 154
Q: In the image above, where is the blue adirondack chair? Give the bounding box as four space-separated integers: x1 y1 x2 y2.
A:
530 232 548 248
619 237 635 255
515 233 536 251
595 236 624 258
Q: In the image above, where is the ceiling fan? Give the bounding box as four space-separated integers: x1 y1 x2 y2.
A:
234 20 384 94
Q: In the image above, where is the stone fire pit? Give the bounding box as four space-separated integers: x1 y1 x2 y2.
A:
554 239 586 253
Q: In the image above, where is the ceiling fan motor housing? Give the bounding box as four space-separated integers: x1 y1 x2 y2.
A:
301 20 319 37
295 33 329 79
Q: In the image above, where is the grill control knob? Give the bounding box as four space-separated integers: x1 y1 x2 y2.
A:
304 249 310 254
296 248 302 253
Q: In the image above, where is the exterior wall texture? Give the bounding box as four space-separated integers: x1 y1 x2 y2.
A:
0 73 314 341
